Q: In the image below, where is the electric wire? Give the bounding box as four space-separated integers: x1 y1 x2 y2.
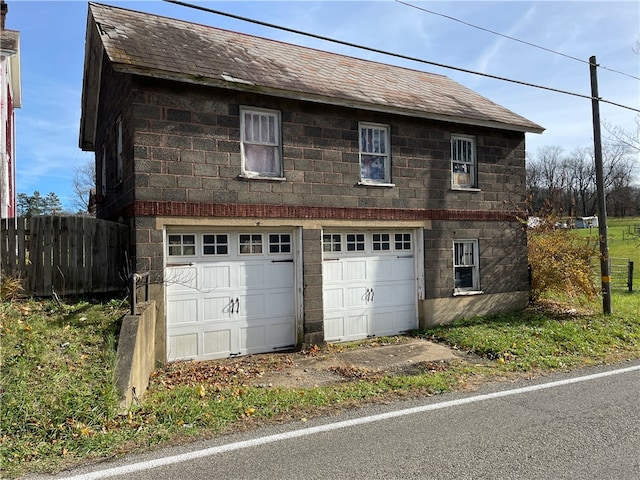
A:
395 0 640 82
163 0 640 114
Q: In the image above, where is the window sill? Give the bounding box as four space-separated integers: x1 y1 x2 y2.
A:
358 181 395 188
453 290 484 297
451 186 480 192
238 174 286 182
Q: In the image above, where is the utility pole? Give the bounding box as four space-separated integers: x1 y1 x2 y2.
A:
589 55 612 314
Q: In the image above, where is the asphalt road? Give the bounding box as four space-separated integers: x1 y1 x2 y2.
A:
37 361 640 480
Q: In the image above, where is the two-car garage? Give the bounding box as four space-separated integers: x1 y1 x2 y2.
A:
165 228 421 361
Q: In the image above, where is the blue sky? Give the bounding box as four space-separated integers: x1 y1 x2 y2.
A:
5 0 639 211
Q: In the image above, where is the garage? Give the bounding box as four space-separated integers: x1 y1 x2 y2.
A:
165 229 298 361
322 230 420 342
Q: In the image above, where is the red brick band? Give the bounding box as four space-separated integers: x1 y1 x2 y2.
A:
127 201 520 222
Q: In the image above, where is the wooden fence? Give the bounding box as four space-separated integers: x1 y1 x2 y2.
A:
1 216 129 296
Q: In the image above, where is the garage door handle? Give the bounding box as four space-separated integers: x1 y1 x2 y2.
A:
234 298 239 314
370 288 374 302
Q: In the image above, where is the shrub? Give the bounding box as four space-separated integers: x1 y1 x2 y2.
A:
0 273 24 301
528 223 599 300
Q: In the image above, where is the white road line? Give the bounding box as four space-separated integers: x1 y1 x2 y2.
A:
64 364 640 480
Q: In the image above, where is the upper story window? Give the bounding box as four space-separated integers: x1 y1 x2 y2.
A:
453 239 480 294
451 134 476 189
240 107 282 179
116 116 124 184
359 122 391 185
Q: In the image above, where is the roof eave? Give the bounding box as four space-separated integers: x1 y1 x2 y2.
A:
79 11 103 151
114 64 545 134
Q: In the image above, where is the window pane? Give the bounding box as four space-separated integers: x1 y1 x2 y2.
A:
245 144 277 174
244 112 253 141
346 234 365 251
395 233 411 250
360 155 386 180
455 266 474 289
203 234 228 255
373 233 390 251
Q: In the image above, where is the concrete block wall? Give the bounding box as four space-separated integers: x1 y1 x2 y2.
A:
423 220 529 299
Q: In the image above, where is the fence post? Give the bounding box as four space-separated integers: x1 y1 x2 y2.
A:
629 261 634 293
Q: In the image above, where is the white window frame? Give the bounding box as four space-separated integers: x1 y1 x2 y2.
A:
451 134 476 189
167 233 197 257
116 116 124 184
358 122 393 186
453 239 481 295
240 107 283 179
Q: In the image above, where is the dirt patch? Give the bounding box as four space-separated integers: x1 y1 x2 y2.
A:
150 337 476 391
247 337 473 389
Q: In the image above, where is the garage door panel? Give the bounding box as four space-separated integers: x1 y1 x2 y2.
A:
370 258 392 280
324 288 345 310
323 261 344 282
346 286 369 307
202 296 233 322
238 292 266 317
238 263 266 288
345 260 367 281
240 325 266 350
201 265 231 289
168 333 198 360
266 320 296 347
268 263 295 287
324 316 345 341
347 314 368 337
167 298 198 324
166 266 198 291
394 308 417 331
266 290 296 316
372 281 414 307
203 329 232 356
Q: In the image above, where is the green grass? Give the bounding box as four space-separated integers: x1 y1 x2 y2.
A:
575 216 640 287
2 291 639 478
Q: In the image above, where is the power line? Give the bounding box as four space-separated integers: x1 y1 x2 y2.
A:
396 0 640 82
163 0 640 114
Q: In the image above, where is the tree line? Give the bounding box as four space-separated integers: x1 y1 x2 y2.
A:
526 121 640 218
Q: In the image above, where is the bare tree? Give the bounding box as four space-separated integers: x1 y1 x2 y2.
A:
565 147 596 217
71 160 96 213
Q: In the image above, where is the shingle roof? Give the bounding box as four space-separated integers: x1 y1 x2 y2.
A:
81 2 543 148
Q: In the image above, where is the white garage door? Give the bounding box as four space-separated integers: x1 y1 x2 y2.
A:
322 231 418 342
165 230 297 361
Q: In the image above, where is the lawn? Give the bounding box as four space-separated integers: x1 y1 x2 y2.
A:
2 290 639 478
575 216 640 288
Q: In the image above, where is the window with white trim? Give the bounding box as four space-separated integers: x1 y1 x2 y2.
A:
203 234 229 255
451 134 476 188
453 239 480 293
240 107 282 178
168 234 196 256
269 234 292 253
116 116 124 184
239 234 263 254
323 234 342 253
359 122 391 184
346 233 365 252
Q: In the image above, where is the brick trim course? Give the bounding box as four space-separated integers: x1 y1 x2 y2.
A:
126 200 520 222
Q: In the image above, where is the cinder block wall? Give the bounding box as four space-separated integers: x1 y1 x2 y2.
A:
95 76 529 355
